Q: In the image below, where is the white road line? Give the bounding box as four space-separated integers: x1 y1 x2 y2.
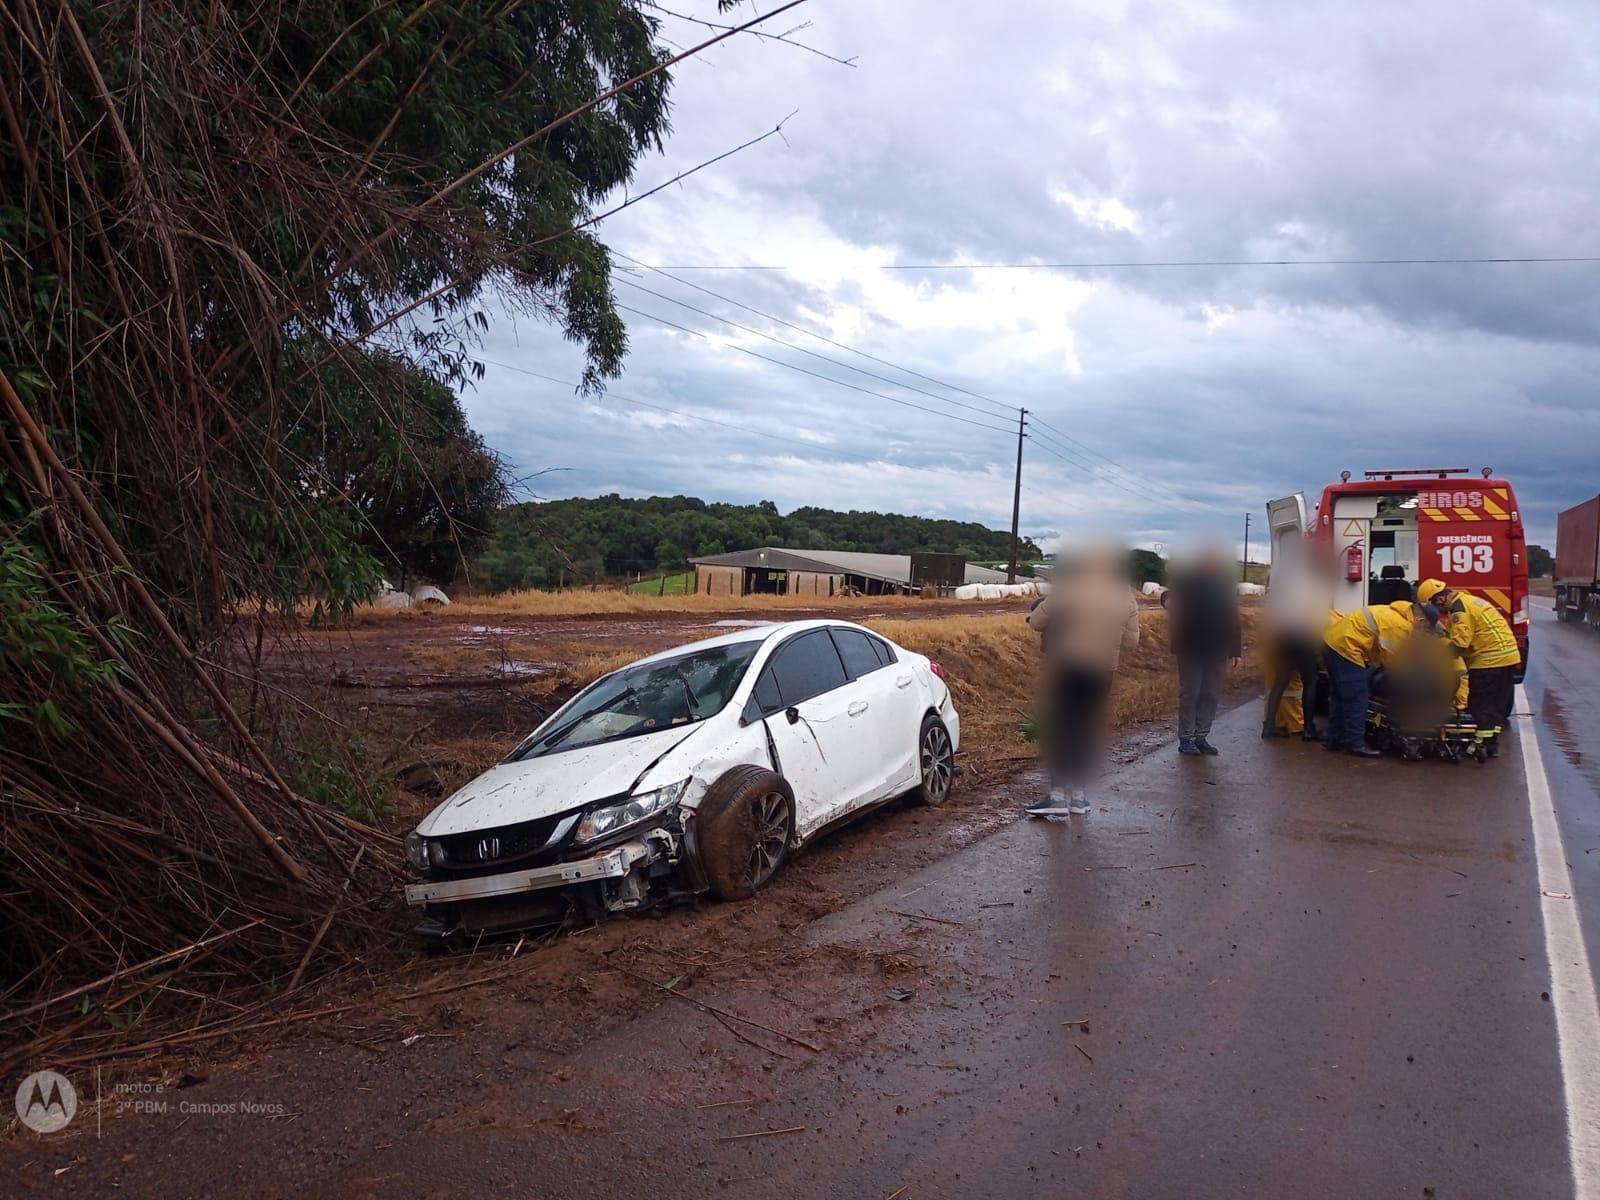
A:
1517 682 1600 1199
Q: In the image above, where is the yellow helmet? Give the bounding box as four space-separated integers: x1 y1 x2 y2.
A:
1417 578 1447 604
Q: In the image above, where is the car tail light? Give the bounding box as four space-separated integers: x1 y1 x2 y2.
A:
929 661 947 681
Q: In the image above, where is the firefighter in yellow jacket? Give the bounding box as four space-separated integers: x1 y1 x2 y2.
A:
1417 579 1520 752
1321 600 1431 757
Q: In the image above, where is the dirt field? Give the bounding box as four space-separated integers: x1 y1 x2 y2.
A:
296 593 1255 822
295 595 1036 817
2 593 1261 1112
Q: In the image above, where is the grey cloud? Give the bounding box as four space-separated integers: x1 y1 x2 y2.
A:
459 0 1600 554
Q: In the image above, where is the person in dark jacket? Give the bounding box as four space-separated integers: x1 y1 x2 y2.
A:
1167 545 1242 756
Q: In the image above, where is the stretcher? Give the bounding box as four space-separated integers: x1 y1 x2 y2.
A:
1365 661 1497 764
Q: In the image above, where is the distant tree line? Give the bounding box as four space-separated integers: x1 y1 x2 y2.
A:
471 495 1046 592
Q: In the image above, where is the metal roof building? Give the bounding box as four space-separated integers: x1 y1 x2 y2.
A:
690 547 1010 597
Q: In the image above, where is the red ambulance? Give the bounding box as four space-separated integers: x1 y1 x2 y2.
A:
1267 468 1530 678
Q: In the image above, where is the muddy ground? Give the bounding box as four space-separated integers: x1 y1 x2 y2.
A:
0 715 1183 1196
284 597 1029 805
2 593 1247 1186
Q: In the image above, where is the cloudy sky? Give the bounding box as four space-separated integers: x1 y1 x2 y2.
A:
467 0 1600 551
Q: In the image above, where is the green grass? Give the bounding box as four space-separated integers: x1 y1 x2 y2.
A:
629 571 694 595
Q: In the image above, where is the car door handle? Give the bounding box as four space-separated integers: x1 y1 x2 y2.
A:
848 700 869 717
895 675 913 689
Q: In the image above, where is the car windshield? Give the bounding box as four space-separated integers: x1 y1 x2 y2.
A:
508 640 763 761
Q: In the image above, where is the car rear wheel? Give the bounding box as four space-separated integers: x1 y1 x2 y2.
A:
695 765 794 901
911 714 955 807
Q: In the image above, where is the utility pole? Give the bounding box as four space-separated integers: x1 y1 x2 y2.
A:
1241 511 1251 582
1007 408 1028 584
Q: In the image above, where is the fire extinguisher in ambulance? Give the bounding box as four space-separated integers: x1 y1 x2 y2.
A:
1344 539 1364 583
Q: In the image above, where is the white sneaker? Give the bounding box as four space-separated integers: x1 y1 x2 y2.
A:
1067 788 1090 816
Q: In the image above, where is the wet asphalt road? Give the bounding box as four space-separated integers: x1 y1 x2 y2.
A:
1526 598 1600 979
313 697 1576 1198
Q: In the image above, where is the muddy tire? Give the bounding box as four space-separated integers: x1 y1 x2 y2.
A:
910 714 955 807
695 765 794 901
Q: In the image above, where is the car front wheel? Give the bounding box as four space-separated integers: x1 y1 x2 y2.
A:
911 714 955 807
695 764 794 900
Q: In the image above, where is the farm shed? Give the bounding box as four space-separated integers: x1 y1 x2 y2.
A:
689 547 1010 597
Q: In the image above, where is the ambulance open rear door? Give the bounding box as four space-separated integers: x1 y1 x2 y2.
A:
1266 493 1309 562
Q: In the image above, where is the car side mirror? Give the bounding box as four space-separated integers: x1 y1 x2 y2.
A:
784 706 800 725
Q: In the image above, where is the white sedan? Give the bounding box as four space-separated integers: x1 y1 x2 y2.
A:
404 619 960 942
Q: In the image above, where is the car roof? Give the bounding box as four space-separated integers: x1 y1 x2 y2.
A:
624 618 876 670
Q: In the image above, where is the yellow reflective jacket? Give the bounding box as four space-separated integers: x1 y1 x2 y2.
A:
1324 602 1416 668
1445 593 1521 669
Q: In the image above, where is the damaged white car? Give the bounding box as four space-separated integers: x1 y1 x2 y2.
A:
404 620 959 943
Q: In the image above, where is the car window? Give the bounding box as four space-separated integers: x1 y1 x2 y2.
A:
869 634 896 667
766 630 849 708
508 640 761 760
831 628 885 680
749 667 785 717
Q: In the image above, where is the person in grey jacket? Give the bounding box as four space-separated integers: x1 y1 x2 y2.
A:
1166 546 1242 756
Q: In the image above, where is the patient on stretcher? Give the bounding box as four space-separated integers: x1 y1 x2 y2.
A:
1367 632 1488 763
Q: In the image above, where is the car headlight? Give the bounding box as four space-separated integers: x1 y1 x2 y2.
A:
405 831 428 870
575 779 689 844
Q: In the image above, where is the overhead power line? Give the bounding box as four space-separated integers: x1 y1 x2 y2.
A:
1022 419 1214 514
479 359 833 455
481 357 1229 525
1027 418 1206 511
637 255 1600 271
612 251 1016 419
646 3 858 68
604 309 1238 516
614 303 1019 435
1024 435 1155 502
613 276 1012 423
613 250 1228 507
1026 437 1227 518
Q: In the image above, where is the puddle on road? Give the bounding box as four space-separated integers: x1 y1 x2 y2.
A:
1539 686 1600 792
707 619 777 628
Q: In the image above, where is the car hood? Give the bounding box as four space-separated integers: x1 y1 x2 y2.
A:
416 726 698 836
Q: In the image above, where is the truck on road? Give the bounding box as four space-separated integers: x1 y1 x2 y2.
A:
1554 494 1600 629
1268 467 1531 676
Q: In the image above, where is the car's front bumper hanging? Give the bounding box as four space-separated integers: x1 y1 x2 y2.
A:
404 839 655 907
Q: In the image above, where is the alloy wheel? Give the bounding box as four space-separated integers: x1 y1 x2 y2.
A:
746 790 791 887
921 724 953 803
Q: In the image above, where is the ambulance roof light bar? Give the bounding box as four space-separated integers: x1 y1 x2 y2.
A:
1361 467 1471 480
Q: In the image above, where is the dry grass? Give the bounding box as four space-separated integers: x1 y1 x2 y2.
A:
556 647 640 688
864 608 1262 780
864 615 1039 781
372 605 1263 821
355 588 945 620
